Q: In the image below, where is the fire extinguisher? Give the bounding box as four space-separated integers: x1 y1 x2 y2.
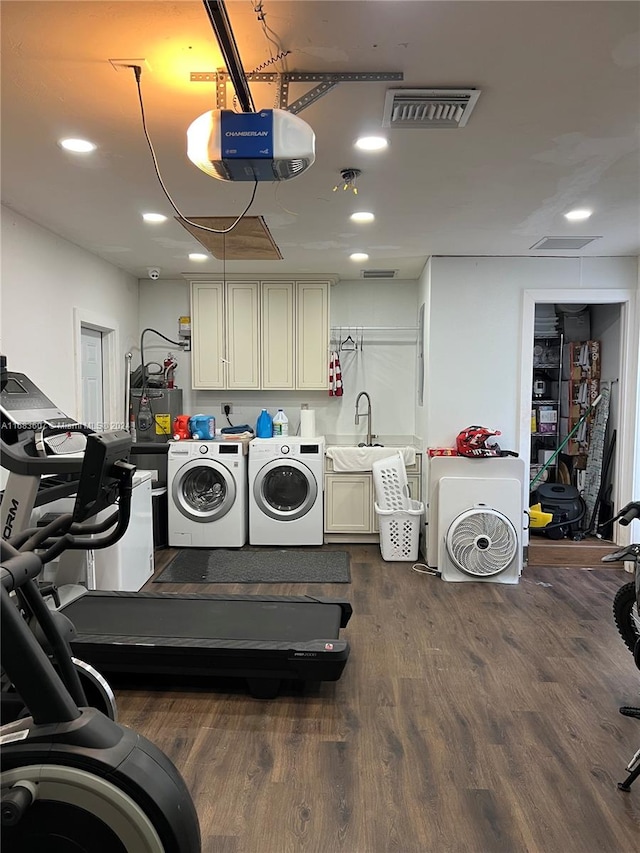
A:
163 352 178 389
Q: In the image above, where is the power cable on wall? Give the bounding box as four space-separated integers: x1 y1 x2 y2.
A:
130 65 258 235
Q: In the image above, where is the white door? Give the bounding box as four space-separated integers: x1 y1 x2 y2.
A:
81 326 104 428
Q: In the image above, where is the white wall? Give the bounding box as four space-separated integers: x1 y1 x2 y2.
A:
1 205 139 422
418 256 637 451
416 255 639 547
137 277 420 441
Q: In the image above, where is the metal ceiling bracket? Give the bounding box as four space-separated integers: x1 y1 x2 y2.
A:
204 71 403 113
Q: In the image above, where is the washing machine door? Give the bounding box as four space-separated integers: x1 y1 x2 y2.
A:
253 459 317 521
172 458 236 523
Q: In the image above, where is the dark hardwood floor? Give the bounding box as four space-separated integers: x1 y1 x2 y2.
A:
115 545 640 853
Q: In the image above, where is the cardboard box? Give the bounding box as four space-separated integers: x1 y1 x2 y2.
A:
564 340 601 380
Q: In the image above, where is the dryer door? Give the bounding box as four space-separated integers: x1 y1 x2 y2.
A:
172 458 236 523
253 459 318 521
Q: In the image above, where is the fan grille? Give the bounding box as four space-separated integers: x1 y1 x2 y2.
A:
446 507 517 577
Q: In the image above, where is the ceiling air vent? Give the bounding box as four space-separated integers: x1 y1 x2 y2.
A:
382 88 481 129
530 236 601 250
361 269 398 279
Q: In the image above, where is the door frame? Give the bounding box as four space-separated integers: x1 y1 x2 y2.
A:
520 288 639 546
73 308 120 429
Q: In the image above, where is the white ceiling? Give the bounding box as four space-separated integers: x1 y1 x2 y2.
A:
2 1 639 282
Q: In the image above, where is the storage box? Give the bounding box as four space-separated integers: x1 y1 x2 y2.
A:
563 340 601 381
563 312 591 343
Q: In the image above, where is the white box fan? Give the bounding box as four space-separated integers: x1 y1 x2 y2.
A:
427 457 526 584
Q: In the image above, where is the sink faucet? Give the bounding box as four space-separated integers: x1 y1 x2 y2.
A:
355 391 373 446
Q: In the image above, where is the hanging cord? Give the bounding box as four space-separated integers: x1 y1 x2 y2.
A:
130 66 258 235
248 0 292 107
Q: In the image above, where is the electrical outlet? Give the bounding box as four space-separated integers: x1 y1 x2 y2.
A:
221 403 233 415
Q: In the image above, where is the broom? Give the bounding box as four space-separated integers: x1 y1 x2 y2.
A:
529 394 603 490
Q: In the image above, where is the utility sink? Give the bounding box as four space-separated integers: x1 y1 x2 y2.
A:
325 444 416 473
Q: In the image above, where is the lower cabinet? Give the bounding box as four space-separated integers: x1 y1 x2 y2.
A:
324 457 422 542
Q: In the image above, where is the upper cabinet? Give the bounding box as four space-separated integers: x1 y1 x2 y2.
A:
191 280 260 389
296 281 330 390
261 282 294 389
191 279 329 390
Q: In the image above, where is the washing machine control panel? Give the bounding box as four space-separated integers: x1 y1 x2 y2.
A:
280 445 290 454
199 444 209 454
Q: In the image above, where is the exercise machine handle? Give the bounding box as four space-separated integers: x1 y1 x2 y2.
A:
619 501 640 526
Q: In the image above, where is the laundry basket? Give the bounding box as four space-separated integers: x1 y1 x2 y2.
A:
372 452 411 511
372 453 424 561
375 500 424 561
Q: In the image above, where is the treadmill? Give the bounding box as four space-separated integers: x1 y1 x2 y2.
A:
0 364 352 699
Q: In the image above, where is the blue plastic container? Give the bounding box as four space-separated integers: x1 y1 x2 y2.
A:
256 408 273 438
189 414 216 440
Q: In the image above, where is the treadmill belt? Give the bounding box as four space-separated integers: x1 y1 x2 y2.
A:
62 596 343 642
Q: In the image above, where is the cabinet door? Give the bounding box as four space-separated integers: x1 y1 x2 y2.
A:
226 281 260 389
261 282 295 389
296 281 329 389
324 474 373 533
191 282 225 389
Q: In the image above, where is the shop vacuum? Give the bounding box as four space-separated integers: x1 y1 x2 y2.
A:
529 483 586 540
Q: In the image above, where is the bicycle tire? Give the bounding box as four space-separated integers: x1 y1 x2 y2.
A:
613 581 640 654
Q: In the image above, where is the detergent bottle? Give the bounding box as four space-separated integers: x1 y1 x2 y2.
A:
273 409 289 437
256 408 273 438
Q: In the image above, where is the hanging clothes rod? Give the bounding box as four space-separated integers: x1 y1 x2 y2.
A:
330 326 419 331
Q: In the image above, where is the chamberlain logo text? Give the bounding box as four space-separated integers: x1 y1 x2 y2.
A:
224 131 270 137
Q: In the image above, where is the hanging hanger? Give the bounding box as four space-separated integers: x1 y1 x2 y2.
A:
340 332 357 352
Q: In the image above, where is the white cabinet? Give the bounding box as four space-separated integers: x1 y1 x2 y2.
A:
192 281 225 388
226 281 260 389
325 474 373 533
191 279 329 390
324 454 422 542
191 281 260 390
261 281 294 389
296 281 330 390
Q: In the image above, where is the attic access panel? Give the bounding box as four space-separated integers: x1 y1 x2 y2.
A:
176 216 282 260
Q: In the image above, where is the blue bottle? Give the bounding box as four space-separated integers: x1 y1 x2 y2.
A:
256 408 273 438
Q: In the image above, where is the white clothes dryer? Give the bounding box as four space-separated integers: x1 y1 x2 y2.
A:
248 437 325 546
168 440 248 548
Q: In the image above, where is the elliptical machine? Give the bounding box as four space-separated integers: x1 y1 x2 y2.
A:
0 428 201 851
602 500 640 792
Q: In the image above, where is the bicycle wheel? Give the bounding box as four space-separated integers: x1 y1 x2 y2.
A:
613 582 640 654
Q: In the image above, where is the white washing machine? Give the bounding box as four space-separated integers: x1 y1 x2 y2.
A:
168 440 248 548
248 437 325 546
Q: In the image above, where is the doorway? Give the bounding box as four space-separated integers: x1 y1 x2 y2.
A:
520 288 639 549
80 326 104 428
73 308 120 429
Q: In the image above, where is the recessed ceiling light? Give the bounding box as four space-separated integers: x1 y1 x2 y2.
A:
350 211 375 223
350 252 369 262
564 208 593 222
142 213 167 223
59 138 96 153
354 136 388 151
189 253 209 262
